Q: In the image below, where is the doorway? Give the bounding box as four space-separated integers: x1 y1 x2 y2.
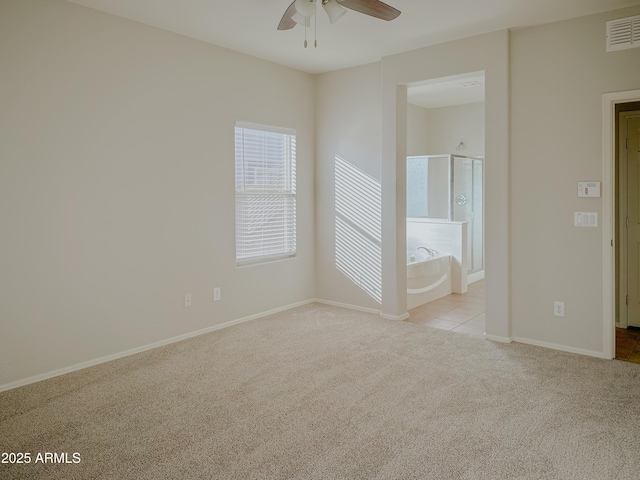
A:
615 102 640 361
603 90 640 360
404 73 486 336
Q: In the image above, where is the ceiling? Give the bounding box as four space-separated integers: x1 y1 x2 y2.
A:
66 0 640 74
408 73 485 109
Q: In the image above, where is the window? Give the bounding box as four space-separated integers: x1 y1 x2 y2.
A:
235 122 296 265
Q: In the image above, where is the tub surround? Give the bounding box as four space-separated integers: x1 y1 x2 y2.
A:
407 252 452 309
407 219 468 309
408 219 468 293
407 251 451 293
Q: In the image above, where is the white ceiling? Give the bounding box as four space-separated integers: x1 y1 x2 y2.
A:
66 0 640 74
408 73 485 109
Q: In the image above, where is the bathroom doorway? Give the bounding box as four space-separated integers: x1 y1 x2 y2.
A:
404 72 486 336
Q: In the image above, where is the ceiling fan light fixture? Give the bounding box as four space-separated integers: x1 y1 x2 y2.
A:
323 0 347 24
294 0 317 17
292 12 311 27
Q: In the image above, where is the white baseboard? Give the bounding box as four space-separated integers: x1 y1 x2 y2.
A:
314 298 413 321
468 270 485 284
380 312 410 321
0 299 316 393
512 336 608 359
16 299 608 393
484 334 512 343
314 298 381 315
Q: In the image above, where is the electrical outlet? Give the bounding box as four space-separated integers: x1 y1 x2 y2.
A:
554 301 564 317
213 287 221 302
184 293 192 308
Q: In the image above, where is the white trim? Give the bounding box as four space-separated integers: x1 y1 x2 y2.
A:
484 334 512 343
314 298 412 320
236 252 296 267
234 120 296 136
602 89 640 361
468 270 485 284
0 299 315 393
314 298 381 315
380 312 410 321
512 336 608 359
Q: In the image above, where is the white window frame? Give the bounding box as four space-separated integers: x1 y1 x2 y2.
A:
234 121 297 266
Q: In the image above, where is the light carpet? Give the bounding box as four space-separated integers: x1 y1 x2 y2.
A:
2 303 640 479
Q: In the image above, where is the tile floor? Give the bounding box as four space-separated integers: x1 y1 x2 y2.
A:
405 280 485 337
615 327 640 364
407 284 640 357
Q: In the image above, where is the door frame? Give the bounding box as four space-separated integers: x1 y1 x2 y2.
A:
603 89 640 359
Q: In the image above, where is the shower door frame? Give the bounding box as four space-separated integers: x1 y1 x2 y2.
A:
450 155 484 274
415 154 485 274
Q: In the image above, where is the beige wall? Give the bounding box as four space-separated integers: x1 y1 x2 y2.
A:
315 62 382 310
407 102 485 157
510 6 640 354
0 0 316 387
406 104 429 156
5 0 640 389
426 103 485 157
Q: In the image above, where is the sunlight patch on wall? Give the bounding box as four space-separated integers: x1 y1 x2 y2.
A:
334 155 382 304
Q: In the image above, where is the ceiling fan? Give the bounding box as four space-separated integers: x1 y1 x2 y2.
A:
278 0 401 33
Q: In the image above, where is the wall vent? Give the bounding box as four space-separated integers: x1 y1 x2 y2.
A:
606 15 640 52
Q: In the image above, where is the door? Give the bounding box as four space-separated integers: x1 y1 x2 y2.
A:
626 115 640 326
452 156 484 274
452 156 473 270
471 158 484 272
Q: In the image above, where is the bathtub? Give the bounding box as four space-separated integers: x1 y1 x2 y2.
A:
407 250 452 309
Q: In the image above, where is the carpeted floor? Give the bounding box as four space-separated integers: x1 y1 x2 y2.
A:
2 303 640 479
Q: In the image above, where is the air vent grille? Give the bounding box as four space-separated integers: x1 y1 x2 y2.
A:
606 15 640 52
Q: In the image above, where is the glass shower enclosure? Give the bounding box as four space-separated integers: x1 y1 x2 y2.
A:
406 154 484 274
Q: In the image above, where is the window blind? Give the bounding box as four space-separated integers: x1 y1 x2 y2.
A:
235 122 296 265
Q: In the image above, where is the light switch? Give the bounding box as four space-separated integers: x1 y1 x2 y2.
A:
574 212 598 227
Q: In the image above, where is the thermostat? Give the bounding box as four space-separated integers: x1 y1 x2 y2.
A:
578 182 600 197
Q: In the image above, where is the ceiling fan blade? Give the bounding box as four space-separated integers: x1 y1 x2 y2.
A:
337 0 400 21
278 1 297 30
